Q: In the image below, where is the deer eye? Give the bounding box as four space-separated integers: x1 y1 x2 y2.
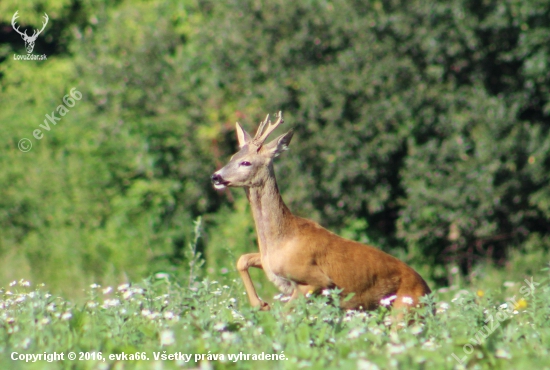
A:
239 161 252 167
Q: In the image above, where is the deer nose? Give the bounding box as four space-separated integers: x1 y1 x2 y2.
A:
211 173 223 184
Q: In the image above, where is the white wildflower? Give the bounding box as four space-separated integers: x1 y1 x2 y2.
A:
422 338 438 350
9 281 16 287
160 329 175 346
90 283 100 289
86 301 98 308
122 290 133 300
163 311 175 320
117 283 130 291
19 280 31 287
221 331 237 342
410 325 423 335
61 312 72 320
148 312 160 320
141 309 151 318
402 296 414 305
347 328 365 339
213 322 226 331
380 295 397 307
387 344 406 355
102 286 112 295
40 318 50 326
102 299 120 308
499 303 508 310
437 302 450 313
357 359 380 370
495 349 511 359
15 295 26 303
230 309 244 320
370 327 383 336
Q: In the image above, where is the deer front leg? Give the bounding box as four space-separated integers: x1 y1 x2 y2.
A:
236 253 270 311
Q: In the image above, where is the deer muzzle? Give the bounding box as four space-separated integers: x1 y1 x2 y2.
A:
211 172 230 190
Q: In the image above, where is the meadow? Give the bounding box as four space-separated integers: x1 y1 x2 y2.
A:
1 227 549 370
2 1 550 369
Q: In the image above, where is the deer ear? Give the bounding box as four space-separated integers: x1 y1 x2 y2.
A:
236 122 252 148
260 130 294 158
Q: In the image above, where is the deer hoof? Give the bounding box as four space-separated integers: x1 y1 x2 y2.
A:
259 301 271 311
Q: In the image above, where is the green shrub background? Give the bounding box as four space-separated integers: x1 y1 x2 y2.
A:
1 0 549 296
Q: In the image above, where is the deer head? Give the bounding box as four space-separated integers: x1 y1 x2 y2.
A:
12 11 49 54
211 111 293 189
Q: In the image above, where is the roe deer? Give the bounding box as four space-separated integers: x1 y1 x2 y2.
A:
211 112 431 314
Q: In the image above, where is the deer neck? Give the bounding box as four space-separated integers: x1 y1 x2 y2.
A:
245 164 294 255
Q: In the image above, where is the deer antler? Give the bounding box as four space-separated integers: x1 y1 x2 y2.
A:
32 13 49 39
11 11 28 38
252 111 284 147
11 12 48 41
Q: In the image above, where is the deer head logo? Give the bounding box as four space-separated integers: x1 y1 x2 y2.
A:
11 11 49 54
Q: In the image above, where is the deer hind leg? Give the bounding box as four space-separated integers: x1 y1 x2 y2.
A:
275 284 318 312
288 284 318 301
389 292 421 328
236 253 270 311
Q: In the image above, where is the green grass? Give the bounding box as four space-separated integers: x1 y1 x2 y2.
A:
0 263 549 370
